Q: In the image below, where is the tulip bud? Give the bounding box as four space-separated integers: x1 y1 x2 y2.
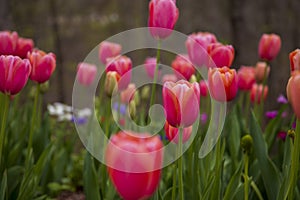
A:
199 80 208 97
286 71 300 119
133 90 140 106
172 54 195 80
141 86 150 100
289 49 300 73
77 62 97 86
207 43 235 68
0 31 18 56
255 61 270 82
105 71 119 97
250 83 268 104
241 134 253 155
258 33 281 61
99 41 122 64
189 74 197 83
128 101 136 119
144 57 160 79
237 66 256 91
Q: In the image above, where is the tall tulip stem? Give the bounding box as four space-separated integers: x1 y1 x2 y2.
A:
0 95 9 169
244 153 250 200
178 127 184 200
148 40 161 123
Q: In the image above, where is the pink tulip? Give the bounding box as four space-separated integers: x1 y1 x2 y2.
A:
250 83 268 104
165 121 192 144
28 50 56 83
289 49 300 73
106 56 132 90
286 71 300 119
0 55 31 95
16 37 34 58
237 66 256 91
258 33 281 61
77 62 97 86
162 74 177 83
163 80 200 127
199 80 208 97
255 61 270 82
171 54 195 80
106 131 163 200
99 41 121 64
144 57 161 79
120 83 136 104
208 66 238 102
186 32 217 67
148 0 179 39
0 31 18 56
207 43 235 68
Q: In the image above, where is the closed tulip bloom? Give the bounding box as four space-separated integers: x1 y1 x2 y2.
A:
165 121 192 144
16 37 34 58
99 41 122 64
28 50 56 83
237 66 256 90
199 80 208 97
0 55 31 95
286 71 300 119
144 57 161 79
289 49 300 73
172 54 195 80
255 61 270 82
120 83 136 104
162 74 177 83
186 32 217 67
76 62 97 86
208 66 238 102
250 83 268 104
148 0 179 39
106 56 132 90
163 80 200 127
0 31 18 56
258 33 281 61
105 71 120 97
207 43 235 68
106 131 163 200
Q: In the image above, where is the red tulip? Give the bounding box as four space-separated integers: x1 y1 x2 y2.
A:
199 80 208 97
255 61 270 82
106 131 163 200
237 66 256 91
0 31 18 56
106 56 132 90
16 37 34 58
148 0 179 39
77 62 97 86
207 43 235 68
208 66 238 102
0 55 31 95
286 71 300 119
99 41 122 64
186 32 217 67
163 80 200 127
144 57 160 79
171 54 195 80
28 50 56 83
250 83 268 104
165 121 192 144
289 49 300 73
120 83 136 104
258 33 281 61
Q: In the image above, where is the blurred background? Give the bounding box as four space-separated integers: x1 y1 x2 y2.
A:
1 0 299 109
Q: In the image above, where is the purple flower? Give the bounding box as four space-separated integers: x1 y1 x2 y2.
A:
293 121 296 129
277 131 287 141
71 116 88 125
265 110 278 119
200 113 208 124
113 102 127 115
277 94 288 104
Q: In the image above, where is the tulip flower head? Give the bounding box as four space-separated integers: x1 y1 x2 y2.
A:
258 33 281 61
98 41 122 64
208 66 238 102
0 31 18 56
286 71 300 119
186 32 217 67
148 0 179 39
16 37 34 58
289 49 300 73
171 54 195 80
0 55 31 95
250 83 268 104
76 62 97 86
105 71 120 97
106 131 163 200
207 43 235 68
255 61 270 82
120 83 136 104
28 50 56 84
237 66 256 91
165 121 192 144
144 57 161 79
199 80 208 97
162 74 177 83
106 56 132 90
163 80 200 127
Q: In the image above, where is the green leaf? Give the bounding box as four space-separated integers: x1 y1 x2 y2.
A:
249 111 281 199
0 170 7 200
223 162 243 200
7 166 23 197
83 152 101 200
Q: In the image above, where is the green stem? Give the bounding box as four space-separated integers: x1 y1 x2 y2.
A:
26 84 40 167
148 40 161 123
287 119 300 200
171 163 177 200
178 127 184 200
0 95 9 169
244 153 250 200
250 180 264 200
